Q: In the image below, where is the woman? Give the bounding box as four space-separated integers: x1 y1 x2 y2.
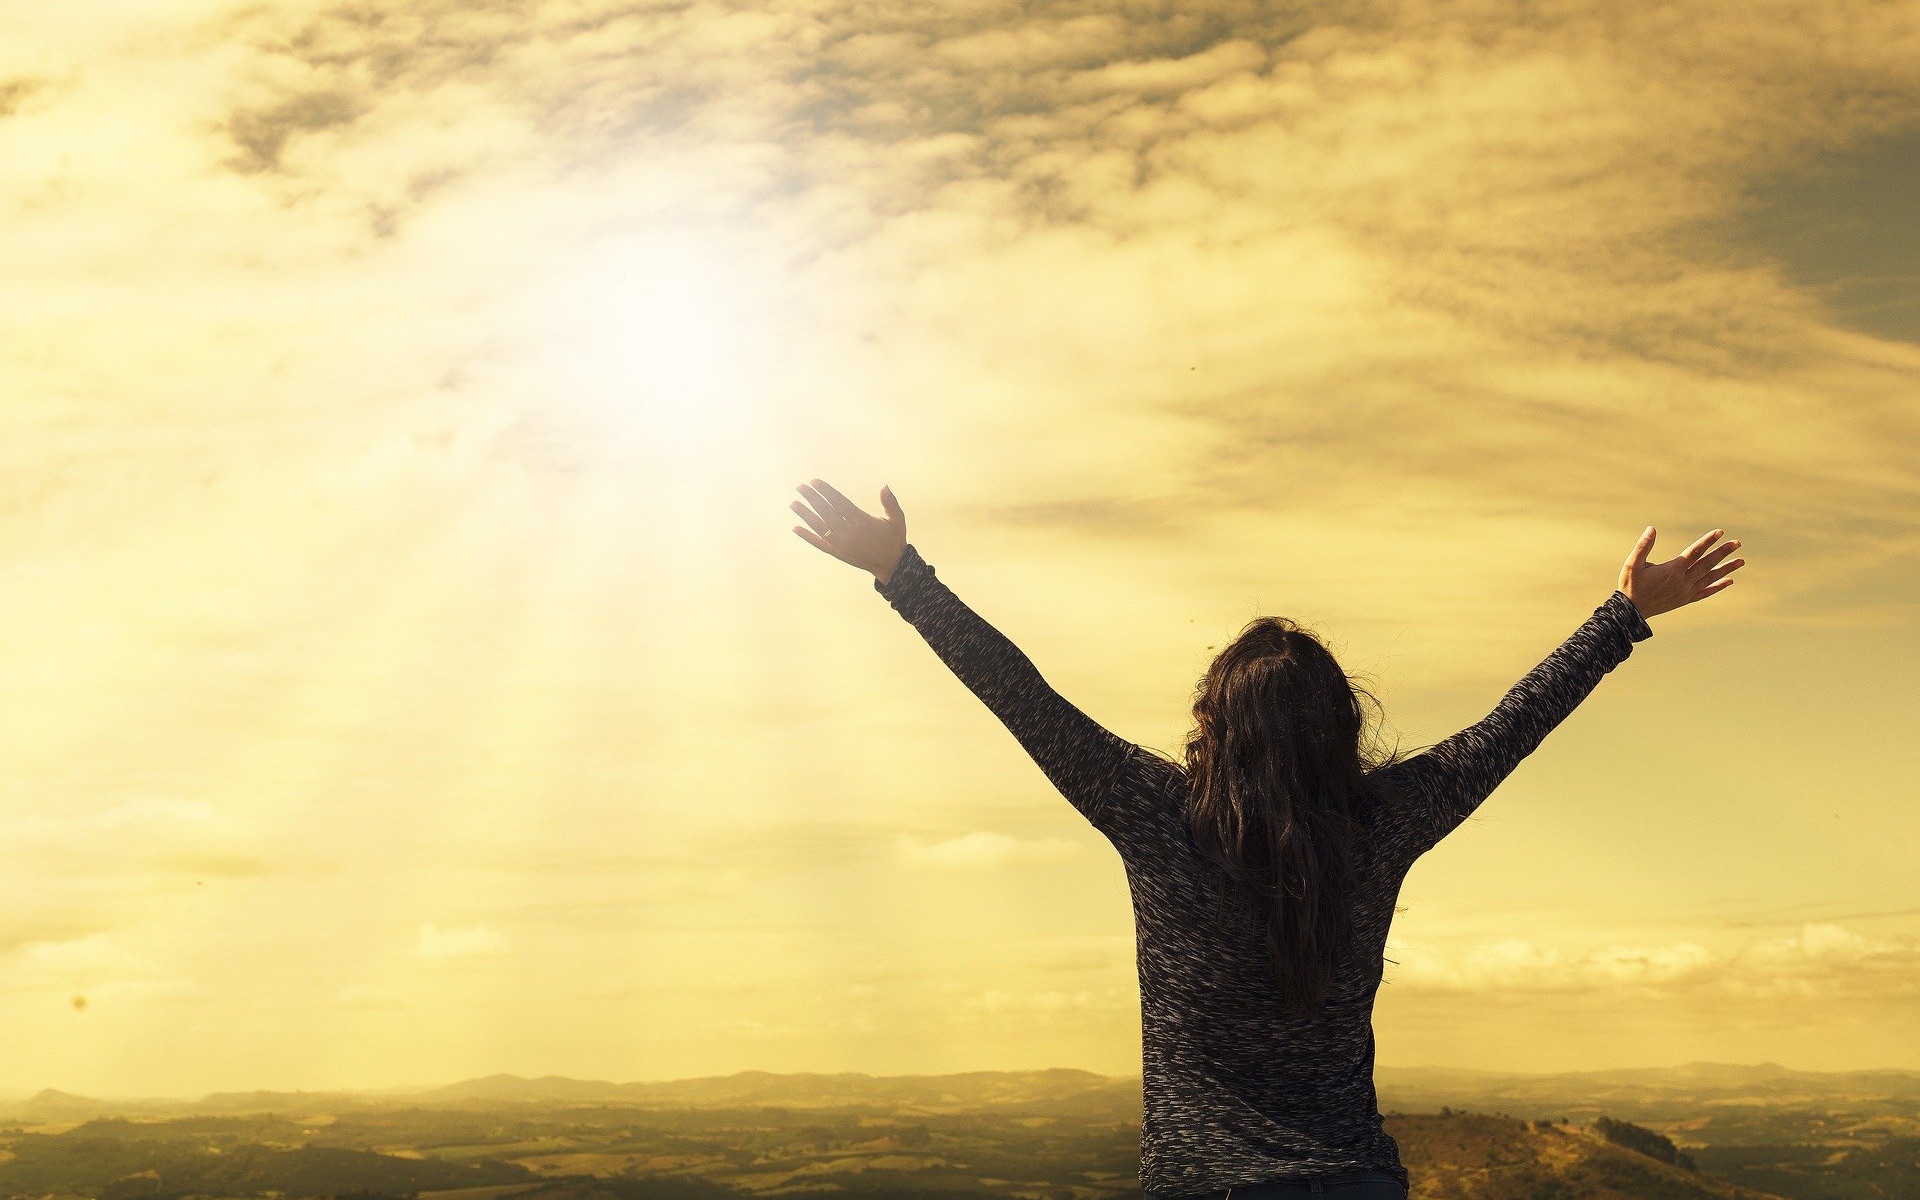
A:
790 479 1744 1200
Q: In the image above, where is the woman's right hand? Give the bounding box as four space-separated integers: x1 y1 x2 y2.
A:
1619 526 1745 620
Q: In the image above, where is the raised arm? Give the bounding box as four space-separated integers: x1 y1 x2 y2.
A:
1377 525 1744 863
788 479 1149 847
871 543 1144 843
1381 589 1653 859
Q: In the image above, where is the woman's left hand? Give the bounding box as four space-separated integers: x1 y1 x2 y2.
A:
791 479 907 585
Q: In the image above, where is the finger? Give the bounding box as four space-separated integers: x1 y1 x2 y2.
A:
1680 528 1725 564
810 478 868 523
790 497 830 536
879 484 903 522
793 525 837 555
1697 537 1742 570
797 482 850 534
1629 526 1656 569
1702 557 1745 584
1699 575 1737 596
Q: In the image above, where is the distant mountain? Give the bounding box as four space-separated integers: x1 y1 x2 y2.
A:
1375 1061 1920 1123
191 1090 384 1115
1 1089 187 1121
5 1062 1916 1123
1586 1061 1803 1086
18 1089 105 1116
623 1066 1127 1114
422 1067 1134 1117
432 1075 632 1102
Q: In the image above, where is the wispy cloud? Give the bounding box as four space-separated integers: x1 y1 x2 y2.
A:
8 799 270 880
419 922 507 959
896 831 1084 867
4 932 200 1001
1388 922 1920 1001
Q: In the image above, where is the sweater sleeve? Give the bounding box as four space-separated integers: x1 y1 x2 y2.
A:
874 543 1145 847
1377 589 1653 862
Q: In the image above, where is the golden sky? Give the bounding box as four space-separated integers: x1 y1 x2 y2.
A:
2 0 1917 1097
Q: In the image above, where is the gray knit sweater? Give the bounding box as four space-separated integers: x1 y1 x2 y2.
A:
874 543 1653 1197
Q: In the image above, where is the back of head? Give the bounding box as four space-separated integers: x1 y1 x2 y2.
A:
1182 614 1404 1017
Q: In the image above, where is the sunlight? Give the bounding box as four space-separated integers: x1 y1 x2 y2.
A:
529 227 792 455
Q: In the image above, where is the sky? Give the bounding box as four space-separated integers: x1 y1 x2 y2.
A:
1 0 1916 1098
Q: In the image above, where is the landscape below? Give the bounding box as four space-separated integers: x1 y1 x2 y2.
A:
2 1064 1913 1200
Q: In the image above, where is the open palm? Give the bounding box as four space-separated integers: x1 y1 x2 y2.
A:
791 478 907 584
1619 526 1745 619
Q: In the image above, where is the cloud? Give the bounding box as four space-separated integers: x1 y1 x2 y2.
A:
338 982 407 1010
19 933 160 979
6 0 1915 628
895 831 1084 868
3 799 271 880
225 88 365 173
1015 934 1134 975
0 914 113 958
418 922 507 959
969 985 1137 1015
1386 922 1920 1000
2 932 200 1000
1389 936 1717 992
0 76 42 117
1066 39 1269 101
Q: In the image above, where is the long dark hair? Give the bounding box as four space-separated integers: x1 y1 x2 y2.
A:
1180 614 1409 1017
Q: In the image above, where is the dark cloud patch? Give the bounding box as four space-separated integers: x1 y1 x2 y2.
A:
199 0 1920 310
961 492 1201 541
364 165 464 238
1726 124 1920 345
0 76 42 118
268 0 548 85
212 0 1327 194
789 11 1287 138
225 88 366 173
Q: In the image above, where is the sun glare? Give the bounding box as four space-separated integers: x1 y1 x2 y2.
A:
527 228 793 453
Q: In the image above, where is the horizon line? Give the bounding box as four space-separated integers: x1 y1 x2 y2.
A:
8 1058 1918 1105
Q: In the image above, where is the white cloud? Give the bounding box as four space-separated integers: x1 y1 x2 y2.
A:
3 932 200 1001
1 799 270 881
1386 922 1919 998
895 831 1084 868
19 932 161 979
972 985 1137 1014
418 922 506 959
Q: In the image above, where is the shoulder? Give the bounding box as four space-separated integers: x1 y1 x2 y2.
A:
1356 759 1427 848
1129 742 1189 787
1120 744 1192 823
1365 757 1422 799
